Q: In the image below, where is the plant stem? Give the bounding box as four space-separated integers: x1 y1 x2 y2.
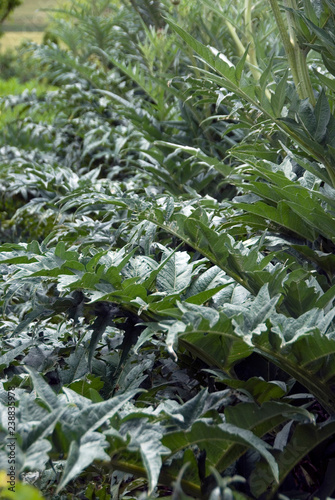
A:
225 19 245 58
284 0 316 105
226 19 262 81
268 0 300 88
269 0 316 105
296 47 316 105
244 0 252 30
244 0 260 79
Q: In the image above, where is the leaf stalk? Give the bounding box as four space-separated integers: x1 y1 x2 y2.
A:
269 0 316 105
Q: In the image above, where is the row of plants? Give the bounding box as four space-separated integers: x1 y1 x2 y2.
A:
1 0 335 498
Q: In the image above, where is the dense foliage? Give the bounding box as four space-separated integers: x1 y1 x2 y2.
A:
1 0 335 498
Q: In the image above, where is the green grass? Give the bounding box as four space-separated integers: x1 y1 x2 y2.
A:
0 31 44 51
0 77 53 95
0 77 57 126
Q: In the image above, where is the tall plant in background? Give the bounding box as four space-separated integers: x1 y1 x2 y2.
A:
0 0 22 36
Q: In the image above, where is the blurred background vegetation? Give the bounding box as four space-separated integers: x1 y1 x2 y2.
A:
0 0 60 50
